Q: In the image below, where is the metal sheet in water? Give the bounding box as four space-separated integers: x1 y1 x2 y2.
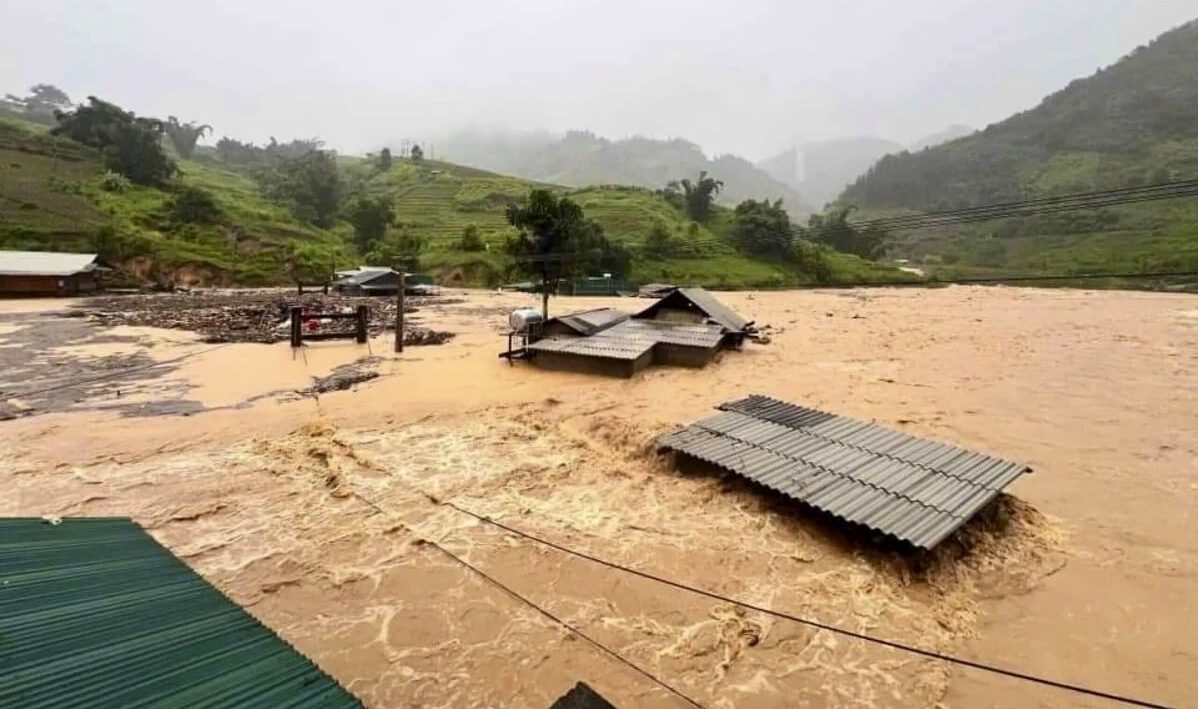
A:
660 395 1031 548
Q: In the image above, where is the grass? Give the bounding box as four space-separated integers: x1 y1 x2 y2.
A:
2 114 907 288
0 114 352 284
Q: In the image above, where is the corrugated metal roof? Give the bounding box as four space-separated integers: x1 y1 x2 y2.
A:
660 395 1030 548
548 307 630 336
0 250 98 276
633 288 750 333
677 288 750 332
528 334 652 360
528 319 725 361
335 267 397 287
0 517 361 708
618 319 725 348
549 682 618 709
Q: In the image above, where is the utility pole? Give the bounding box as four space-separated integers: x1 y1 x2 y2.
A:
394 270 406 353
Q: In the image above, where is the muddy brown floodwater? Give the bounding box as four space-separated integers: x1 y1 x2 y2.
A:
2 286 1195 708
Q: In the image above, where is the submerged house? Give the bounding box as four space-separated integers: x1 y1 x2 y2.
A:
333 268 436 296
333 267 400 295
520 288 754 377
0 250 101 296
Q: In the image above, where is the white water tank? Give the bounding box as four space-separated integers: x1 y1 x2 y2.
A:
509 308 544 333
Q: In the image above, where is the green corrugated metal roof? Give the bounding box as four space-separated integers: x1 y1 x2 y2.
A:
0 517 361 708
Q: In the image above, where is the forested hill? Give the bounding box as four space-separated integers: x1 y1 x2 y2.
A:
438 130 812 216
841 19 1198 212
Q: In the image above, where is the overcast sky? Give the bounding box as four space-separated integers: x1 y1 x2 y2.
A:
2 1 1193 160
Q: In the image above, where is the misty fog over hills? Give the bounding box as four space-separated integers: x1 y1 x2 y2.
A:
437 130 812 215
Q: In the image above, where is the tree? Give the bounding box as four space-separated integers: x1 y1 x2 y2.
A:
505 189 613 318
347 194 396 253
377 147 393 172
678 171 723 222
169 186 223 224
4 84 73 123
409 144 424 161
458 224 485 251
164 117 212 159
52 97 177 185
259 150 343 227
286 240 334 285
805 205 886 259
643 221 676 258
730 199 794 260
366 225 426 270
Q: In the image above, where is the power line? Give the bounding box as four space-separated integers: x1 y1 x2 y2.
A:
351 492 706 709
851 180 1198 230
405 178 1198 248
429 500 1169 709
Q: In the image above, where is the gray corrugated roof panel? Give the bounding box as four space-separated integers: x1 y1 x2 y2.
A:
0 517 361 709
662 397 1031 549
632 288 752 333
527 335 653 360
616 319 725 348
0 250 98 276
546 307 631 336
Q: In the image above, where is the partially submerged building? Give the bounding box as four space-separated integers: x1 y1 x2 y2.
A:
0 517 360 707
0 250 101 296
334 267 436 296
513 288 754 377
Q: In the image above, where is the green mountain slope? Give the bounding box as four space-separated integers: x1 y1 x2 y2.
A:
348 158 900 287
839 20 1198 275
0 115 347 285
2 113 901 288
438 130 812 216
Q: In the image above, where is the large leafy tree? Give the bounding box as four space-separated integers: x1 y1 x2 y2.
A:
505 189 612 317
52 97 177 185
377 147 393 172
730 199 794 260
4 84 73 123
347 194 395 253
164 117 212 158
662 171 723 222
259 150 343 227
366 225 426 270
805 205 886 259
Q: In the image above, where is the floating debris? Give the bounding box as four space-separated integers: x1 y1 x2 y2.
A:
74 291 458 345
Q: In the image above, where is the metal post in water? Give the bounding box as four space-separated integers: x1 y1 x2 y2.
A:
395 271 406 353
355 305 369 343
289 306 302 348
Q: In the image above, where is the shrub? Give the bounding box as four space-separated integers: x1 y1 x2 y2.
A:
458 224 485 251
99 171 131 193
170 186 223 224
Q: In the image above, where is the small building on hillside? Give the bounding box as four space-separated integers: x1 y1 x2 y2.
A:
0 250 101 296
513 289 755 377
